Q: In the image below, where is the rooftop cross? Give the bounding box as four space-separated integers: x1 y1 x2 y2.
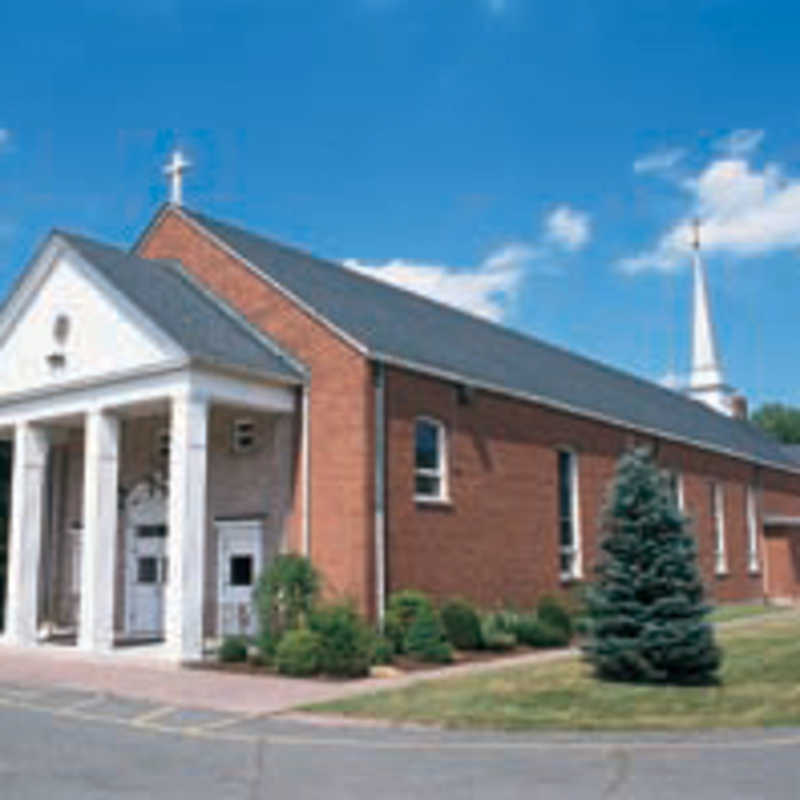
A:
164 149 191 206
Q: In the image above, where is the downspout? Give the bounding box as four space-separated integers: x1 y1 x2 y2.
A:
300 384 311 558
373 362 386 628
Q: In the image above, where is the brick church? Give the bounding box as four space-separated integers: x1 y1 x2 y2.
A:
1 154 799 662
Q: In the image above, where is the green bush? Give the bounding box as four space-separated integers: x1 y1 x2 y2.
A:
514 615 570 648
310 603 373 678
404 604 453 663
384 590 435 654
370 635 395 665
275 628 323 677
440 599 483 650
536 596 573 639
255 554 320 656
218 635 248 663
480 612 517 651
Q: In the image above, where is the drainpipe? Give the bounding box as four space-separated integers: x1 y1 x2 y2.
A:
300 384 311 558
372 362 386 628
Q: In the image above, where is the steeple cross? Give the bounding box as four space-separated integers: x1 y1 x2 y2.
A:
164 149 191 206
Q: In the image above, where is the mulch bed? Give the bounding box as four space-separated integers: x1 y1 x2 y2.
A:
189 643 561 679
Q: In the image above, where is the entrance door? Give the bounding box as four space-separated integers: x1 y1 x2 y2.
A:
124 481 168 638
217 520 263 637
128 524 168 635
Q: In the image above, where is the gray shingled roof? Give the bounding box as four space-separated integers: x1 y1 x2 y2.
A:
58 231 303 382
180 207 795 470
781 445 800 464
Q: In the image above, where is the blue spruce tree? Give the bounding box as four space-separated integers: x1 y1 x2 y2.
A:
584 448 721 685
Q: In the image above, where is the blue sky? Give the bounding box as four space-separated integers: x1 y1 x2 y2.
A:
2 0 800 408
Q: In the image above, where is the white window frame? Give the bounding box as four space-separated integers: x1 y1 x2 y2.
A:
712 482 727 575
232 416 258 455
413 417 448 503
666 470 684 511
557 448 582 581
746 485 760 574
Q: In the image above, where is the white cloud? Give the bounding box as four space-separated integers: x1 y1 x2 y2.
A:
621 155 800 273
0 129 10 151
545 205 591 251
633 147 687 174
713 128 764 156
343 243 537 321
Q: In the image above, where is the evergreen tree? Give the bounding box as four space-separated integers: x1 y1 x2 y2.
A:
584 448 721 685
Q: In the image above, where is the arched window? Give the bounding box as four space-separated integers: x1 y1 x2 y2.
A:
414 418 447 501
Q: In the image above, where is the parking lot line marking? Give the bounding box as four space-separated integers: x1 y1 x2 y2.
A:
131 705 176 727
192 712 262 732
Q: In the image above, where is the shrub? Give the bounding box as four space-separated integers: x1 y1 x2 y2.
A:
480 612 517 651
255 554 320 656
440 599 483 650
218 635 248 663
310 603 373 678
514 615 570 648
384 590 435 654
404 604 453 663
536 596 573 639
275 629 323 677
370 635 395 665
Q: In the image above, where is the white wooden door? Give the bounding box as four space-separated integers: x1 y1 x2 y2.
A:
124 481 168 637
127 524 168 635
217 521 263 637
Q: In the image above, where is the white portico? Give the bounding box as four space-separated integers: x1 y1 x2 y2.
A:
0 229 305 661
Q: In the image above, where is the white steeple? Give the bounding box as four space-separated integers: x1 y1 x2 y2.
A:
164 149 191 206
686 218 735 415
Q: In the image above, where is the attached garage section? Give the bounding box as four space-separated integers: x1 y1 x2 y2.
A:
764 517 800 601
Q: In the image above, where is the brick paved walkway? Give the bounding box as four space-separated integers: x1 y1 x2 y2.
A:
0 640 579 714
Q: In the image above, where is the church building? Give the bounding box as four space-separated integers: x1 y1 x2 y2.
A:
2 155 799 662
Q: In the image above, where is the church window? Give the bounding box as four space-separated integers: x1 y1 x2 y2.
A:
746 486 760 573
414 418 447 501
711 482 727 574
558 449 582 580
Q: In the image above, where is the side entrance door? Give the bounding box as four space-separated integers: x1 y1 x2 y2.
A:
127 524 168 635
124 481 168 638
217 520 263 637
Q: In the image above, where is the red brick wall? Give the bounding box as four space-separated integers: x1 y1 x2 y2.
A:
136 208 800 616
137 210 376 616
384 365 787 610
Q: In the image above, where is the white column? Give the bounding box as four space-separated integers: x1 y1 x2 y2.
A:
5 423 49 646
78 409 119 652
165 390 208 661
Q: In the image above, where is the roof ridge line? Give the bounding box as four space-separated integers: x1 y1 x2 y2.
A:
178 208 751 428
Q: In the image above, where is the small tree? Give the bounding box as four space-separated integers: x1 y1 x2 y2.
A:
584 448 721 685
255 554 320 656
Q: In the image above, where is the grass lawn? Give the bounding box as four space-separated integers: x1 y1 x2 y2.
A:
309 615 800 731
708 602 787 624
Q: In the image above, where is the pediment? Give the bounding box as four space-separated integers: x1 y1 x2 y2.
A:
0 241 183 398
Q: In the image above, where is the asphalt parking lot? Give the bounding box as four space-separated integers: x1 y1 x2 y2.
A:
0 681 797 799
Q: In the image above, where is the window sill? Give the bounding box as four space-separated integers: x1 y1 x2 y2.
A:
560 573 583 584
715 569 730 578
414 496 453 508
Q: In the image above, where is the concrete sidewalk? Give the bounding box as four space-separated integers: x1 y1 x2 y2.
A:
0 640 579 715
